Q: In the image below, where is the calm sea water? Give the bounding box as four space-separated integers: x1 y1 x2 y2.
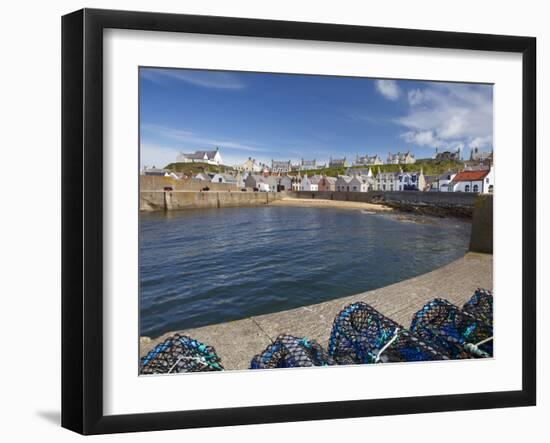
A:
140 206 471 337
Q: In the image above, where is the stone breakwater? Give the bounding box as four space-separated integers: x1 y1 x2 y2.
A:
140 190 284 211
140 253 493 370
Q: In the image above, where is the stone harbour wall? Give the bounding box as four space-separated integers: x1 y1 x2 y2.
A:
289 190 487 218
140 190 284 211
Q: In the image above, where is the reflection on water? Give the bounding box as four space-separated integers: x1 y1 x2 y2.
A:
139 206 471 337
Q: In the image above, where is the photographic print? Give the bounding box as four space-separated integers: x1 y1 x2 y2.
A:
138 67 494 374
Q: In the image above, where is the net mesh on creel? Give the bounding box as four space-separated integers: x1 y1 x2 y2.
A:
462 288 493 325
328 302 447 365
140 334 224 374
410 298 493 359
250 335 335 369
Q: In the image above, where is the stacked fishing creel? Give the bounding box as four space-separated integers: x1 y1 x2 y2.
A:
410 298 493 359
328 302 447 365
250 334 335 369
462 288 493 325
140 333 224 374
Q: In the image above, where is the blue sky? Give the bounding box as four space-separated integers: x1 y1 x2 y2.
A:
140 68 493 168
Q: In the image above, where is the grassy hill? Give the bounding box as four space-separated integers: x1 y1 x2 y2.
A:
163 162 235 175
299 159 464 177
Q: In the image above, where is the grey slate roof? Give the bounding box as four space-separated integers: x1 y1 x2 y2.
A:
183 150 218 160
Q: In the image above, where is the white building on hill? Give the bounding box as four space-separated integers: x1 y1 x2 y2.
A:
177 148 223 165
271 160 292 173
355 154 383 166
237 157 263 173
329 157 349 168
387 151 416 164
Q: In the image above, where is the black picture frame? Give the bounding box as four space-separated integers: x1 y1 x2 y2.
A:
62 8 536 435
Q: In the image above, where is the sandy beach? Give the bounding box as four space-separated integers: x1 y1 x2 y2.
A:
270 197 393 212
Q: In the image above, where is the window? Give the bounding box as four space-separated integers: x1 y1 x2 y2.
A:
473 184 479 192
489 185 494 193
486 177 489 183
465 185 470 192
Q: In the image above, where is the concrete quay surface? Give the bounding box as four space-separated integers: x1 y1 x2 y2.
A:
140 252 493 370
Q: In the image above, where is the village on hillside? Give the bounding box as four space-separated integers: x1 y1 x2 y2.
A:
141 145 494 194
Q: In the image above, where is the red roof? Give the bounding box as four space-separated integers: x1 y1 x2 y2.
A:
452 170 490 182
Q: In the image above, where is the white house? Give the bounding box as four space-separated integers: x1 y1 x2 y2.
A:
335 175 352 192
291 175 302 191
300 174 320 191
245 174 273 192
374 171 399 191
435 171 458 192
349 175 371 192
449 167 494 193
177 148 223 165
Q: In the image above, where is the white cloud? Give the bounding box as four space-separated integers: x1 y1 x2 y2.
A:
407 89 425 106
396 83 493 152
375 80 400 100
469 135 493 149
401 130 439 147
141 69 246 90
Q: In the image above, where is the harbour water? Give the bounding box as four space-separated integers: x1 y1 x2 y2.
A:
140 206 471 337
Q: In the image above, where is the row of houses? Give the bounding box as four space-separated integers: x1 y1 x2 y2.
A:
143 164 495 194
262 165 495 194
